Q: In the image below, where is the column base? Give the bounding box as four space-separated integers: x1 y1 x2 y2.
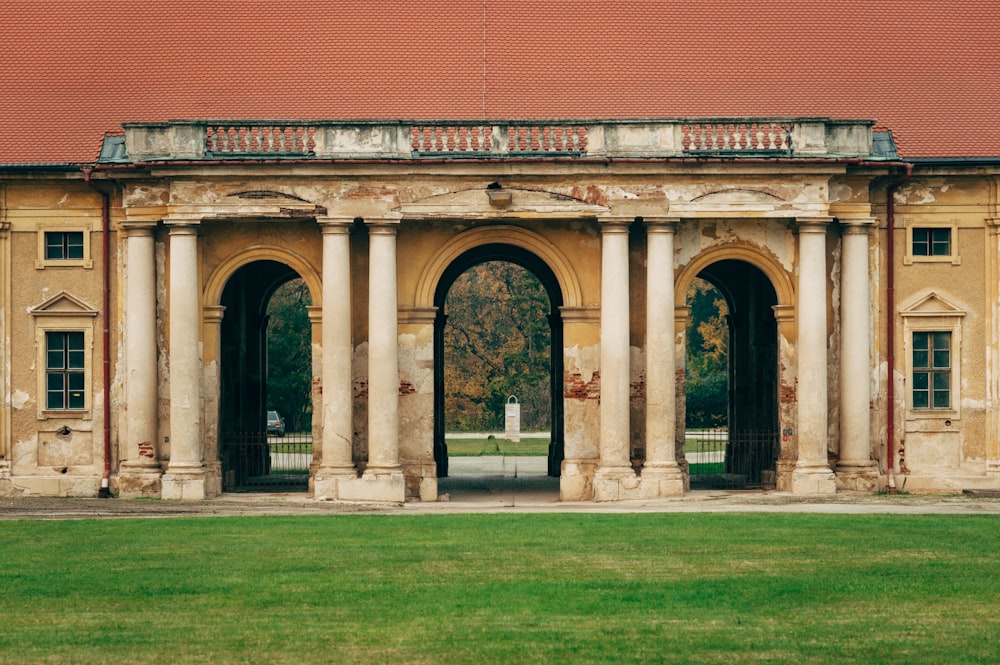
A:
790 464 837 495
337 468 406 503
116 464 163 498
312 465 359 500
560 459 597 501
593 465 641 501
639 464 686 498
834 462 879 492
162 465 216 500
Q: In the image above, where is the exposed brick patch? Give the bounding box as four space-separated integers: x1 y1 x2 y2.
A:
780 381 796 404
399 381 416 396
630 379 646 400
138 441 155 458
564 371 600 400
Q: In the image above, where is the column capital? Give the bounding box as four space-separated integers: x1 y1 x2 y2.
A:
839 217 877 235
165 221 200 235
795 216 834 231
365 218 401 236
121 221 158 237
643 216 681 231
317 216 356 233
597 215 634 232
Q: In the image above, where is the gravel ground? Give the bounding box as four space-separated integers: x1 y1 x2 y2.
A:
3 489 1000 520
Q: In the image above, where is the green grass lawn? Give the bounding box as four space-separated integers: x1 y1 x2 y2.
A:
1 513 999 664
446 436 549 456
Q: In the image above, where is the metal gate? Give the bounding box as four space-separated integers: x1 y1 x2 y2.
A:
220 431 312 492
685 429 778 490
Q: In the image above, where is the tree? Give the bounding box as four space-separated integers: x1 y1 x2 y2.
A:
685 278 729 428
266 279 313 432
444 262 551 431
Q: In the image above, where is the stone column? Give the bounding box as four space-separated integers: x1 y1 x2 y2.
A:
337 217 405 503
118 223 162 497
988 216 1000 478
836 218 878 489
594 217 636 499
792 218 837 493
0 221 10 487
642 218 684 496
314 217 357 497
162 222 209 500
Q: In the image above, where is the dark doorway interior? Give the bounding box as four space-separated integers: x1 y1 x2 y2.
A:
218 260 311 492
433 244 564 481
686 259 780 489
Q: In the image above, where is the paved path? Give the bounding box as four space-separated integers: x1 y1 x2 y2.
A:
3 455 1000 518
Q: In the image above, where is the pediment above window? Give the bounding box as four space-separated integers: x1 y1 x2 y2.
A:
29 291 99 317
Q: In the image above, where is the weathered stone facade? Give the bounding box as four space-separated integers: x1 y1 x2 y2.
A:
2 118 999 500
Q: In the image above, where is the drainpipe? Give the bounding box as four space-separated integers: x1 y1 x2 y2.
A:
885 163 913 493
82 167 112 498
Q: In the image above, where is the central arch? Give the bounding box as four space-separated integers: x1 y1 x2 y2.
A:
432 242 567 484
675 243 795 490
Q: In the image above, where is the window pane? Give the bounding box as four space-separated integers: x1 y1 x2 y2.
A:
44 233 64 260
47 350 65 370
931 228 951 256
66 232 84 260
913 350 928 369
933 388 950 409
912 229 929 256
47 373 64 392
46 331 65 352
933 349 950 369
68 371 85 409
913 332 928 351
68 351 85 369
67 331 84 351
47 390 65 410
912 390 929 409
912 372 929 390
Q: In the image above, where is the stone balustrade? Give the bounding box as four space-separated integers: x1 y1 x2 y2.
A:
117 117 878 162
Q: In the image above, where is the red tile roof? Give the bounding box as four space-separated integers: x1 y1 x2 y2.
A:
2 0 998 164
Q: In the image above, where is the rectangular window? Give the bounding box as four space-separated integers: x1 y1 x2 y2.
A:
44 231 85 260
912 228 951 257
45 331 86 410
912 331 951 409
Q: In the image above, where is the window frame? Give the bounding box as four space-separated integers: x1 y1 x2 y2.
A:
902 221 960 266
901 294 964 422
35 226 94 269
30 292 98 421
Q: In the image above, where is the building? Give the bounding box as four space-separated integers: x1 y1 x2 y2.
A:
1 1 998 500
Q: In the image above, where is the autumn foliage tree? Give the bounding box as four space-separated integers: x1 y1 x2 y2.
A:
444 262 551 432
685 278 729 428
266 279 313 433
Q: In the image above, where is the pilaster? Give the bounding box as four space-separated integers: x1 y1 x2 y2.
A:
987 216 1000 477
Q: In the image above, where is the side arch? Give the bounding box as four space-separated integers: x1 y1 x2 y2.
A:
414 225 584 310
204 245 322 308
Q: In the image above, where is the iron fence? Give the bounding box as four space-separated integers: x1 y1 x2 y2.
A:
685 429 779 490
220 431 312 492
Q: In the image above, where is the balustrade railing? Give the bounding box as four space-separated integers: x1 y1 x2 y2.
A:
206 124 316 156
410 123 587 156
118 117 878 162
681 121 792 153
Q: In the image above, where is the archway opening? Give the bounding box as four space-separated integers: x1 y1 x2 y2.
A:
433 244 563 499
218 260 313 492
685 259 779 489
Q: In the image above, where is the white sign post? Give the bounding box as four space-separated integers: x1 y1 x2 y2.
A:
505 395 521 443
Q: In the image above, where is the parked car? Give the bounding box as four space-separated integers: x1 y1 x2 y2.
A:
266 410 285 436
